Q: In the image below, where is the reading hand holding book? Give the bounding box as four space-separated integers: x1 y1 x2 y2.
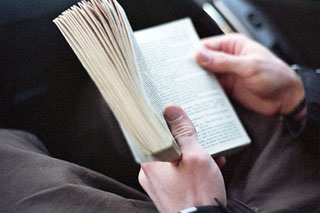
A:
139 105 227 213
54 0 250 163
195 34 305 116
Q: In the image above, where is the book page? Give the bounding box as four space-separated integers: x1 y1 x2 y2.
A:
117 4 167 123
116 4 179 162
134 18 250 155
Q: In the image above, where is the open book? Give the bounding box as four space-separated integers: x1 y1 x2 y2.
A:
54 0 250 163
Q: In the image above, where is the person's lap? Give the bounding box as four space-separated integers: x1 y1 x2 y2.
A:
0 129 156 212
224 104 320 212
1 100 319 212
1 0 319 212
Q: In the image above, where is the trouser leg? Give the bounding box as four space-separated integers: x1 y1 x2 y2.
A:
224 105 320 213
0 129 156 213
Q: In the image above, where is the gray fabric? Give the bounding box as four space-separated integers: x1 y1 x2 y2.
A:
0 104 319 212
224 105 320 213
0 129 156 213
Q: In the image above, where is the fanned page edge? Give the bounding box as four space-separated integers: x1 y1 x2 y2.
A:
105 1 181 162
115 3 181 162
53 0 181 163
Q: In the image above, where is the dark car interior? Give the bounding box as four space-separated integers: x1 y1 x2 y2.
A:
1 0 319 189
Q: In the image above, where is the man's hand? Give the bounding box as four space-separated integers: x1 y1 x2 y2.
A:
138 105 226 213
195 33 305 116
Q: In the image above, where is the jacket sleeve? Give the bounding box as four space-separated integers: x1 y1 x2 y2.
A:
284 66 320 138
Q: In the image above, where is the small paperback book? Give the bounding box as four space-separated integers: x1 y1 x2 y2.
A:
54 0 251 163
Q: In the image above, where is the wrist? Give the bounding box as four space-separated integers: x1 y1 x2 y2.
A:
280 67 305 115
180 198 230 213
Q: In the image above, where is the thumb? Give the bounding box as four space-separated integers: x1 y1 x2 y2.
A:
195 49 247 77
164 105 198 153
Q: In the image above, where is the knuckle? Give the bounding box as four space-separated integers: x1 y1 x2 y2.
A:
185 153 201 167
141 163 152 173
216 55 228 66
138 170 145 185
171 124 196 139
138 170 149 191
246 58 261 75
185 150 210 167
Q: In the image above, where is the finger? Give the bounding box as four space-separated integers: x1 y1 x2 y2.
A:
201 33 248 54
138 166 161 209
140 161 172 176
138 168 147 187
163 105 198 153
213 156 226 169
138 168 152 194
195 49 248 77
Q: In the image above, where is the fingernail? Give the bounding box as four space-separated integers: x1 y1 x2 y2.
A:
165 106 182 121
197 49 211 65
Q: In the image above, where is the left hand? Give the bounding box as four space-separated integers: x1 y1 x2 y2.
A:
138 105 226 213
195 34 305 116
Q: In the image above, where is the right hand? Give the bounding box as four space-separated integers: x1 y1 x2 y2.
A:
195 33 305 116
138 105 226 213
